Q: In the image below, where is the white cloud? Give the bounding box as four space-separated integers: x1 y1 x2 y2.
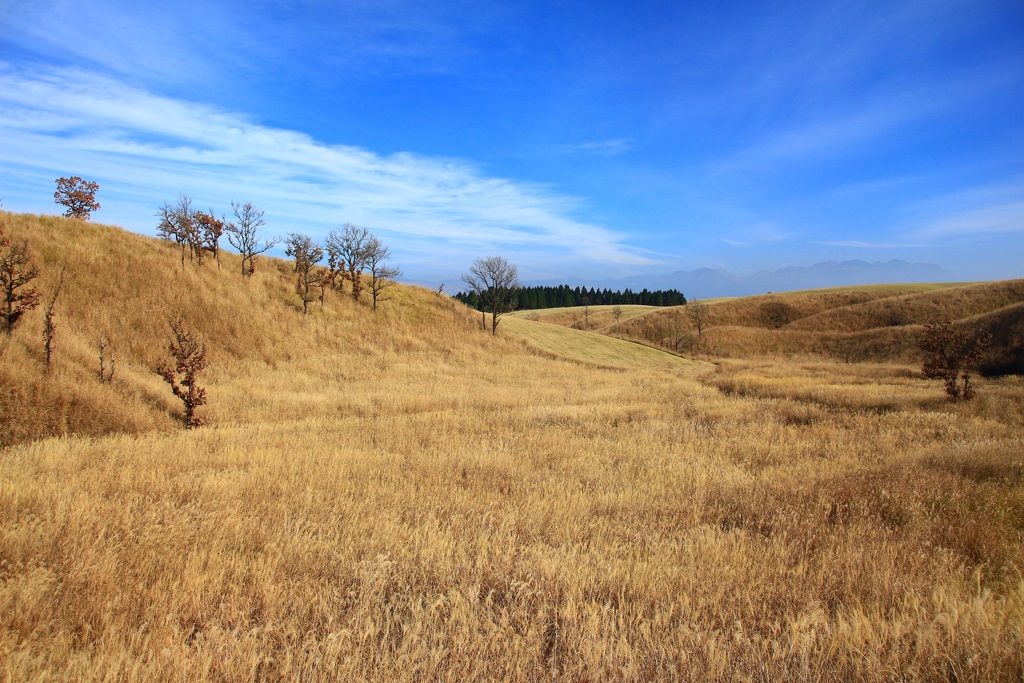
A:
0 64 654 278
908 184 1024 238
572 138 635 156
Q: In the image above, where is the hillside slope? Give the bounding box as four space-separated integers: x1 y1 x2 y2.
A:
3 213 1024 681
598 282 1023 370
0 212 491 446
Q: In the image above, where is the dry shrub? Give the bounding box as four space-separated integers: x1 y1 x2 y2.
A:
157 318 209 428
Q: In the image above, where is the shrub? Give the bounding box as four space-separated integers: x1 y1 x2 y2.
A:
157 318 208 428
919 319 991 400
0 221 40 335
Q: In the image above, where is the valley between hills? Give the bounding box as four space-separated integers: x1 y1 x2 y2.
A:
2 212 1023 681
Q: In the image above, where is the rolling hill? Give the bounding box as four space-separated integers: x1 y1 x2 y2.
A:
0 211 490 446
542 282 1024 373
2 212 1023 681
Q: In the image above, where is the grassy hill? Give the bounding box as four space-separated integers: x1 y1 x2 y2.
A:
0 211 491 446
590 281 1024 371
2 212 1023 681
510 303 656 331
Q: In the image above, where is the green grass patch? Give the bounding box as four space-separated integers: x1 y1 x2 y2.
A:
502 316 702 372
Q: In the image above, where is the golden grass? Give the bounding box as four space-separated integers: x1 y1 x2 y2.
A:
4 357 1023 680
2 212 1023 680
511 304 656 332
597 281 1024 366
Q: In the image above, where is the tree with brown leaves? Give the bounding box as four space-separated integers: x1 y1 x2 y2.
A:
920 319 992 400
54 176 100 220
0 222 41 335
284 233 324 315
194 210 224 267
157 318 208 428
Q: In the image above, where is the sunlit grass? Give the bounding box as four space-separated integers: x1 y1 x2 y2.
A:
1 212 1022 681
502 316 703 371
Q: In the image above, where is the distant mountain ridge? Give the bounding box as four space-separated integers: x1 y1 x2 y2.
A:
534 260 956 299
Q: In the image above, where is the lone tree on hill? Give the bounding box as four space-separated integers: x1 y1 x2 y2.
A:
226 201 276 277
0 221 41 335
157 318 208 429
462 255 520 335
285 233 324 315
54 176 100 220
919 319 992 401
325 223 371 301
364 235 400 311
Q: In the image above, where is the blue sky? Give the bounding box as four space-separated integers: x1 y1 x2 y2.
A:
1 0 1022 286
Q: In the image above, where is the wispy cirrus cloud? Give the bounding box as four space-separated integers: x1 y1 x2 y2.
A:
0 64 654 280
877 182 1024 243
912 192 1024 238
819 240 931 248
0 0 495 88
571 138 635 156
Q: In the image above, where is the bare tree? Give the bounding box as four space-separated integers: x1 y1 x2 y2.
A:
325 223 371 302
284 233 323 315
686 299 710 339
157 318 208 428
612 305 624 322
920 319 992 400
54 176 100 219
226 201 276 277
462 256 520 335
0 221 40 335
156 195 199 270
666 310 693 354
42 267 66 369
364 235 401 311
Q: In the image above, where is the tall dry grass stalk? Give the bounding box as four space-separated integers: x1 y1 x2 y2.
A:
1 212 1022 680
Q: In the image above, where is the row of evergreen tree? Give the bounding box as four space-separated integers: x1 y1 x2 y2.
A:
454 284 686 311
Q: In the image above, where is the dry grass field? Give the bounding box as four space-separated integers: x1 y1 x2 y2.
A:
602 282 1024 372
501 316 706 372
511 304 656 332
2 212 1023 681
